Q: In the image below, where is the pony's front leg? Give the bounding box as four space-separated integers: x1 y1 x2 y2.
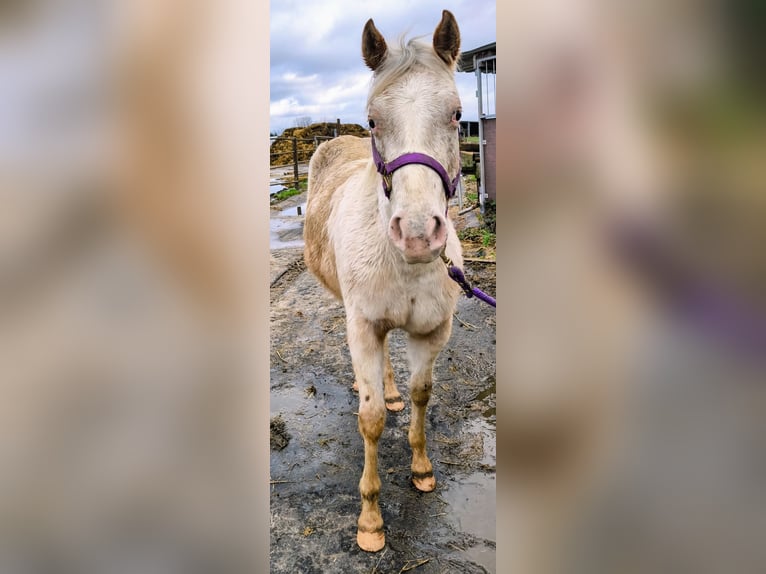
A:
352 334 404 412
347 315 387 552
407 320 452 492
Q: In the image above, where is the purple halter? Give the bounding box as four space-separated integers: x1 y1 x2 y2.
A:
371 133 460 200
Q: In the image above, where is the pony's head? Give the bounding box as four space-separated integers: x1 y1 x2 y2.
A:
363 10 461 264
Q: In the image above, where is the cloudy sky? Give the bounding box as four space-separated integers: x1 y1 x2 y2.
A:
270 0 496 135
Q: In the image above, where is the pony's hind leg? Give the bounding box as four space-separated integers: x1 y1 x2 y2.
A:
407 320 452 492
347 315 387 552
353 335 404 412
382 335 404 411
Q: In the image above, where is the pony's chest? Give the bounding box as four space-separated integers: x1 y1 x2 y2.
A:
356 270 454 335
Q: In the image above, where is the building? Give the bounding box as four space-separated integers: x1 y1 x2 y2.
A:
459 42 496 208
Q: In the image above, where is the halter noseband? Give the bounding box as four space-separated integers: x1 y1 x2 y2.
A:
371 133 460 200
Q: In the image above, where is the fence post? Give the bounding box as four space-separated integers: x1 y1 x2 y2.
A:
292 137 299 190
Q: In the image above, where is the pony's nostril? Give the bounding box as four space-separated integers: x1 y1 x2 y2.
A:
424 216 436 234
389 216 403 241
428 215 447 246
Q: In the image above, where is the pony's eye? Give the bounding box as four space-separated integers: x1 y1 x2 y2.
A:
368 119 376 129
453 110 462 122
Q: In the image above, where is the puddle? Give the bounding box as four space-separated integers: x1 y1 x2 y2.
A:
270 217 304 250
269 386 308 415
473 375 496 420
464 417 496 466
440 417 496 572
442 471 496 539
464 542 496 574
279 202 306 217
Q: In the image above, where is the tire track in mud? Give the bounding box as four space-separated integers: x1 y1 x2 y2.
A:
270 256 306 303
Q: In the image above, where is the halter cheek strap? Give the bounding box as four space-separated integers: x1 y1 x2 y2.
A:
371 133 460 200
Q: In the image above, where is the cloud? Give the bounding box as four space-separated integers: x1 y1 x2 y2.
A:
270 0 496 133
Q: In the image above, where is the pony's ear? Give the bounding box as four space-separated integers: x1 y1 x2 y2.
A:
362 19 387 71
433 10 460 67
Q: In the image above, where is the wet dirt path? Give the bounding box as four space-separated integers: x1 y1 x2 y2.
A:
269 195 496 573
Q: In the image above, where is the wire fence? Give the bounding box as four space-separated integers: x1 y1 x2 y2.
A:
269 136 334 190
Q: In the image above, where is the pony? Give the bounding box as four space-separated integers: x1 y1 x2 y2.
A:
303 10 464 552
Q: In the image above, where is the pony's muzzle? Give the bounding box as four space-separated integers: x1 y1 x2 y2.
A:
389 212 447 263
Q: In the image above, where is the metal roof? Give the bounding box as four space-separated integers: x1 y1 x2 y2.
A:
458 42 496 73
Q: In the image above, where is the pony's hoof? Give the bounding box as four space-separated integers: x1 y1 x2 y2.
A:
357 529 385 552
385 396 405 412
412 472 436 492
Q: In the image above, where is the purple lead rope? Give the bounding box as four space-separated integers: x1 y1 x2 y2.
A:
447 263 496 308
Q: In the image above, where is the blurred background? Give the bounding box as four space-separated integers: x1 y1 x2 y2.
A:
0 1 268 572
496 0 766 572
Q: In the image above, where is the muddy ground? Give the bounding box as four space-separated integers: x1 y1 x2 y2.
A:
269 191 496 573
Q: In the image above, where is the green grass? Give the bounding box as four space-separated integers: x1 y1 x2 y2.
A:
457 226 496 246
271 178 307 202
272 187 303 201
481 228 495 247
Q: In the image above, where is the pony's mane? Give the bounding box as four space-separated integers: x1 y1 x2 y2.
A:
366 35 457 106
